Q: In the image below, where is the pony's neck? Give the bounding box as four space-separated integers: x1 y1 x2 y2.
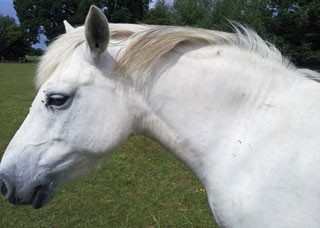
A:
136 45 304 182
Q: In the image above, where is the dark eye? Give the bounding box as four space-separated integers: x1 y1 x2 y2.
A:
46 94 69 107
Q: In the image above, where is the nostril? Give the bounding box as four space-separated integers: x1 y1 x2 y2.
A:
1 181 8 196
0 175 12 198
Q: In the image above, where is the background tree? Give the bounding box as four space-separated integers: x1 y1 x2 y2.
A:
268 0 320 67
0 15 29 59
14 0 95 44
210 0 272 33
103 0 150 23
14 0 150 44
172 0 213 28
142 0 172 25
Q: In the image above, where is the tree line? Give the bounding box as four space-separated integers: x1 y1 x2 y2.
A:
1 0 319 68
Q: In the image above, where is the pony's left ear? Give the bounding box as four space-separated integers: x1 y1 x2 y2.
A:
63 20 74 33
85 5 110 57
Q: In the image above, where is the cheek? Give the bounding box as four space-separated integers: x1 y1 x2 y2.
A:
49 86 129 154
69 103 127 153
70 109 108 152
56 96 105 151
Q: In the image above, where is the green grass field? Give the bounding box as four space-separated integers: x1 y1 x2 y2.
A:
0 63 217 227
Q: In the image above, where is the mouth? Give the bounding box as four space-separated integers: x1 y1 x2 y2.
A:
8 182 56 209
31 184 55 209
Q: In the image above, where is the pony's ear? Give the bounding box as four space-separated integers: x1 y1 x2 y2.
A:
85 5 110 57
63 20 74 33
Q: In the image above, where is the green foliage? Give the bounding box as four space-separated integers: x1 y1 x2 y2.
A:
142 0 172 25
103 0 151 23
210 0 272 33
14 0 94 44
14 0 151 44
0 15 29 58
268 0 320 67
172 0 213 28
28 47 44 56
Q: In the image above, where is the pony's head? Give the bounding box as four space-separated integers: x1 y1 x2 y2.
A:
0 6 133 208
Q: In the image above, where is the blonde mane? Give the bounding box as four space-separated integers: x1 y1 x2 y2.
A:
37 23 298 88
116 25 292 75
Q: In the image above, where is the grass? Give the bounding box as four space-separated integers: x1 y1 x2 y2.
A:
0 63 217 227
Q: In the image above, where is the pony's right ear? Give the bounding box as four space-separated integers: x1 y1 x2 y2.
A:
63 20 74 33
85 5 110 57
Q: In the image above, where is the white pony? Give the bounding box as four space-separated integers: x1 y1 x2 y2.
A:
1 5 320 227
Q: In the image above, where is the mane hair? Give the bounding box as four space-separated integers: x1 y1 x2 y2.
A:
298 68 320 82
116 24 291 75
37 23 319 88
